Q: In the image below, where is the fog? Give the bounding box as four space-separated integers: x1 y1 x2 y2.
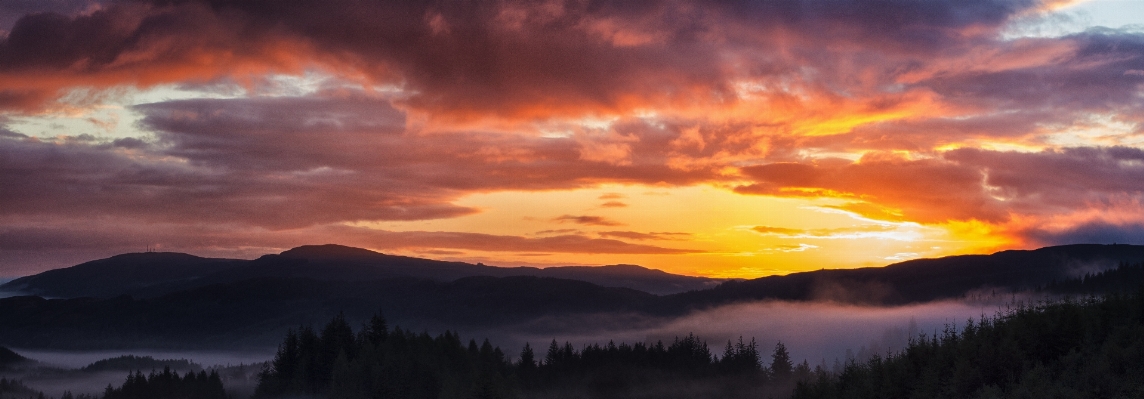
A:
2 297 1041 397
0 277 21 298
3 349 270 398
12 349 273 369
1062 259 1121 278
465 298 1027 367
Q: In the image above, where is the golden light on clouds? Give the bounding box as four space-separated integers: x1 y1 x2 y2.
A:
1 0 1143 277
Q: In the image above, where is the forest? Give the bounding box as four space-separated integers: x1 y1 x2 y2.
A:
253 312 805 399
252 262 1144 399
3 263 1143 399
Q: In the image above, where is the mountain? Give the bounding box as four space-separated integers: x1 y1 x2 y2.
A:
0 244 720 298
0 252 242 298
670 244 1144 306
2 244 1143 350
0 276 663 350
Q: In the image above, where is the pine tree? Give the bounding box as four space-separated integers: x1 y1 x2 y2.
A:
363 312 388 345
519 343 536 370
771 341 793 380
545 340 560 367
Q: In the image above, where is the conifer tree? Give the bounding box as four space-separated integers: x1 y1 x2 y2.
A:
771 341 793 380
362 312 388 345
545 340 560 367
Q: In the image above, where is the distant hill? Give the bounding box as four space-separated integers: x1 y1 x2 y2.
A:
670 244 1144 306
1 244 1143 351
0 276 663 350
0 244 720 298
0 252 242 298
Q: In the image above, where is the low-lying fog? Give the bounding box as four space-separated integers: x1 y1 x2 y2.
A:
0 277 20 299
3 295 1038 398
466 297 1033 367
4 349 270 398
11 349 272 370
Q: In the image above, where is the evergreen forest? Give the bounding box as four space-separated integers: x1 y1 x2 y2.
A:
5 263 1144 399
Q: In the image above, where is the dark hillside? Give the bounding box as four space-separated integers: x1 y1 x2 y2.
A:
795 289 1144 399
0 275 662 350
3 244 1144 351
1 252 240 298
0 244 719 298
527 264 721 295
670 244 1144 307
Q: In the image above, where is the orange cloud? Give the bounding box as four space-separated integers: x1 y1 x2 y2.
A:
4 0 1144 275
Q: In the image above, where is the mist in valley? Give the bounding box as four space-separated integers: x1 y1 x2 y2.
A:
463 296 1029 368
1 349 269 398
0 293 1051 398
0 278 20 299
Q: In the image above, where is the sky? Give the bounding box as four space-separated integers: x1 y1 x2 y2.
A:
1 0 1143 278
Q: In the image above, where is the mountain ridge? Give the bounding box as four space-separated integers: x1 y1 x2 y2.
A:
2 244 1144 350
1 244 722 297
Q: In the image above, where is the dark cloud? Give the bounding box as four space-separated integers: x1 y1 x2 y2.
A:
138 96 717 190
536 229 582 236
0 127 28 139
597 231 690 241
0 0 100 32
0 93 722 233
0 123 478 229
918 32 1144 112
600 201 628 208
0 0 1058 115
110 137 147 149
552 215 625 227
1023 222 1144 246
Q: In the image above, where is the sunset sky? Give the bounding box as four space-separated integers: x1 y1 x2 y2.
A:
2 0 1143 277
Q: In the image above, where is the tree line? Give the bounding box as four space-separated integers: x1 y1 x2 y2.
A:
9 263 1144 399
99 368 227 399
795 289 1144 398
252 312 808 398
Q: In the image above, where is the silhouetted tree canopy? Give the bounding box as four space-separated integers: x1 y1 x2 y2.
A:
795 287 1144 399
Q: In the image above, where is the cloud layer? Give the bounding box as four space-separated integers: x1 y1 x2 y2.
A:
2 0 1143 274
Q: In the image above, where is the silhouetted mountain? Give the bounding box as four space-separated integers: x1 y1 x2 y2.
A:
1 252 241 298
0 275 662 350
2 244 1143 351
0 244 719 298
671 244 1144 306
528 264 717 296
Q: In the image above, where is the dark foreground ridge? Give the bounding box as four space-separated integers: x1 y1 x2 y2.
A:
3 287 1144 398
92 289 1144 399
1 244 1143 350
256 289 1144 399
